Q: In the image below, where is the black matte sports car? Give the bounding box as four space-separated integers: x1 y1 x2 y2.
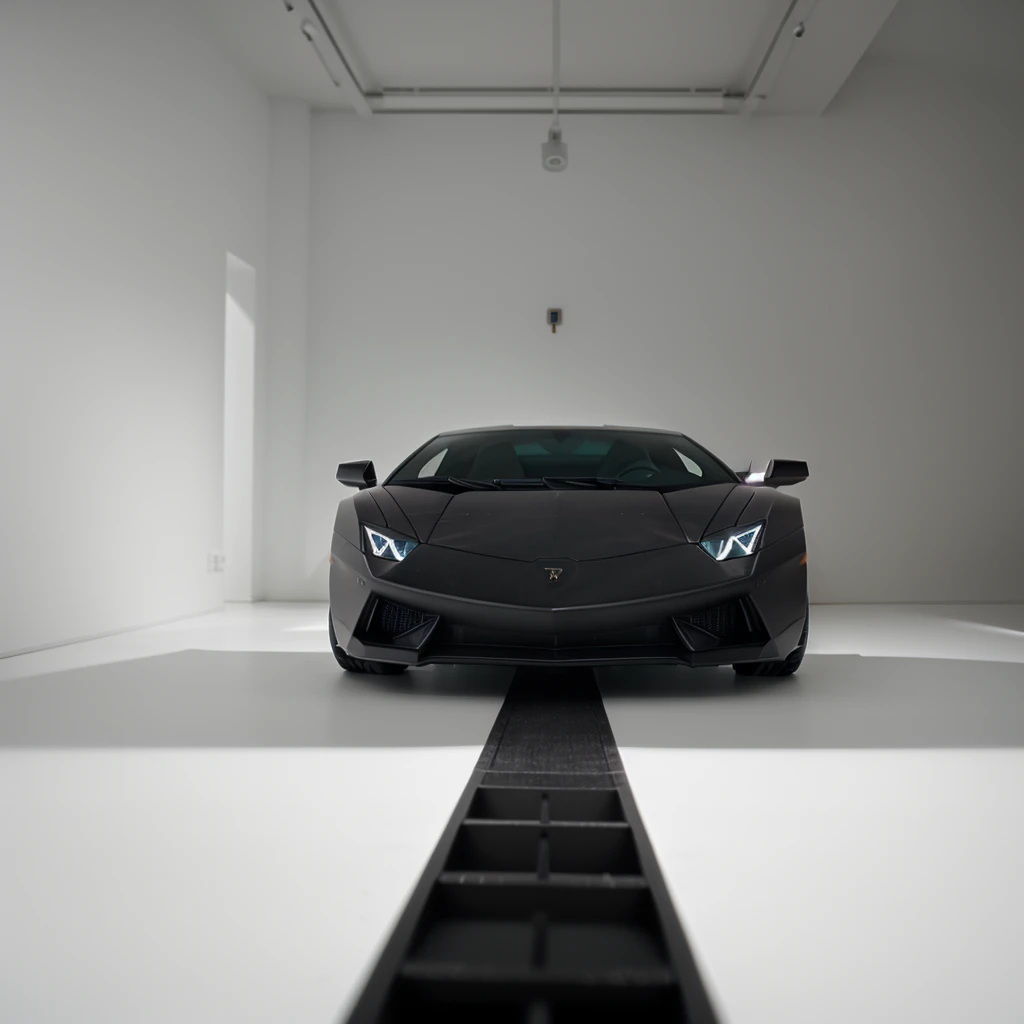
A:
328 425 808 676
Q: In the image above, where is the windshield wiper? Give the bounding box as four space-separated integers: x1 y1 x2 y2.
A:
396 475 658 492
595 478 658 489
391 475 500 491
541 476 656 489
447 476 500 490
541 476 599 488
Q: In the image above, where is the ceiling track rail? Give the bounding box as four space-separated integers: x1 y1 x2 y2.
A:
366 89 742 115
294 0 372 115
287 0 817 116
741 0 821 113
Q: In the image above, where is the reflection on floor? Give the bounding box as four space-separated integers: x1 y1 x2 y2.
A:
1 602 1022 1024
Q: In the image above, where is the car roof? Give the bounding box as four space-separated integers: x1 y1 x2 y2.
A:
435 424 685 437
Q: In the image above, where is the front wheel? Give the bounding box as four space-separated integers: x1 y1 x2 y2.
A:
733 601 808 678
328 612 407 675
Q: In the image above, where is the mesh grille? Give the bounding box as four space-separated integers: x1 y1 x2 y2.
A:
682 601 742 639
374 599 427 637
676 599 762 646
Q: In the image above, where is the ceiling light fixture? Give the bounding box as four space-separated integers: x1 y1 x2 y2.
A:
541 0 567 171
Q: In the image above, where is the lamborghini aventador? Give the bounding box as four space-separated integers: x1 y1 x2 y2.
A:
328 425 809 676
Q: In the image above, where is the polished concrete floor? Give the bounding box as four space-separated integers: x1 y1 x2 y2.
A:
1 603 1022 1023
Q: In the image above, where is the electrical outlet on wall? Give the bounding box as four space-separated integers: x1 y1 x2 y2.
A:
207 552 225 573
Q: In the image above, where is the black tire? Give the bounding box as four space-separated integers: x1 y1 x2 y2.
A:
734 600 808 678
328 612 407 675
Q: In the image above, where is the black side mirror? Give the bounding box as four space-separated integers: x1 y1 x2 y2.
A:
762 459 808 487
337 460 377 489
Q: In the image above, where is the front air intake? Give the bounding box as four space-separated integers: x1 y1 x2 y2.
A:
682 601 744 639
672 598 765 651
361 597 439 651
373 598 427 638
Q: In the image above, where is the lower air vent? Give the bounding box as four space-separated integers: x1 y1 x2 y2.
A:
673 598 764 651
360 597 440 651
682 600 743 639
373 598 427 638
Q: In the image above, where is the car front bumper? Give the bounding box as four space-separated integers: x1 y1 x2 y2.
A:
329 529 807 668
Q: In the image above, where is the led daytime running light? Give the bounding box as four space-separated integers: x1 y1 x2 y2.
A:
363 526 418 562
700 522 764 561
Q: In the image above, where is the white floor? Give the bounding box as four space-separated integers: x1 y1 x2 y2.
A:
1 603 1022 1023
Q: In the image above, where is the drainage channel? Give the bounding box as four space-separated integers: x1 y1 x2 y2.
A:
343 667 718 1024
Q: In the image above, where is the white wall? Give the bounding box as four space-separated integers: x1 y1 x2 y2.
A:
298 58 1023 604
0 0 269 655
257 100 312 601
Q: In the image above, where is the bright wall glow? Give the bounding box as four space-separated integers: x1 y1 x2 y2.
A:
223 255 257 602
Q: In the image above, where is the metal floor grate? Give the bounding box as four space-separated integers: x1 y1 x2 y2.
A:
342 668 718 1023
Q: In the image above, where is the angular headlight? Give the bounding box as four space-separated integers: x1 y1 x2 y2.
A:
699 521 765 561
363 525 419 562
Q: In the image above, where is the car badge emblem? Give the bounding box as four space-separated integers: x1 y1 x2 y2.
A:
546 567 563 581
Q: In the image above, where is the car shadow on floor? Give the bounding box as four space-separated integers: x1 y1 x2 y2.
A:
0 650 512 748
598 653 1024 748
0 650 1021 749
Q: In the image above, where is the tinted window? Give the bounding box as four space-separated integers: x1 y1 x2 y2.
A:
389 428 735 490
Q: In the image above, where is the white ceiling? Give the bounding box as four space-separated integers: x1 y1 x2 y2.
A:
865 0 1024 83
199 0 999 115
335 0 788 91
199 0 793 103
199 0 345 109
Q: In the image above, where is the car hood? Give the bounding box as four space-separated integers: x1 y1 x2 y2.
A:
382 483 743 562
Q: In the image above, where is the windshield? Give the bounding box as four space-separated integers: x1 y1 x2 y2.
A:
387 427 737 490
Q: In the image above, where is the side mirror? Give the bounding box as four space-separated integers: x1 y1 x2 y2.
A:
336 460 377 489
754 459 808 487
